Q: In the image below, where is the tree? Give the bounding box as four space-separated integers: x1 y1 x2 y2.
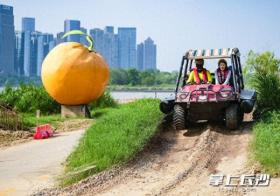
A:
127 68 141 85
110 69 129 85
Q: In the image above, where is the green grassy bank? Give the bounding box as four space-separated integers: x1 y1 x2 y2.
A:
63 99 163 185
252 111 280 174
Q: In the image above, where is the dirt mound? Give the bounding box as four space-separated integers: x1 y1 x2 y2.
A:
55 118 94 133
0 130 33 148
35 114 280 195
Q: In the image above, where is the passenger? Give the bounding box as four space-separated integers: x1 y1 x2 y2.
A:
187 58 212 84
215 59 231 85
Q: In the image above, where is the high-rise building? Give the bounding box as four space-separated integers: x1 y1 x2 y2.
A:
80 27 88 46
118 27 136 69
0 4 15 75
64 20 80 42
143 37 157 70
90 28 104 54
137 37 157 70
90 27 119 68
22 17 35 32
21 17 39 77
23 31 41 76
15 31 24 75
103 26 119 68
56 31 65 44
105 26 114 34
37 33 54 76
137 43 144 70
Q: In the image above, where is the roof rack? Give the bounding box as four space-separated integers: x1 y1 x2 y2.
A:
185 48 240 59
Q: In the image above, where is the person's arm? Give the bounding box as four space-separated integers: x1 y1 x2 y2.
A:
206 70 212 83
223 70 231 85
215 70 219 85
186 71 194 84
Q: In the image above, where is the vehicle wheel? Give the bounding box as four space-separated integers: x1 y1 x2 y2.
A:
225 104 241 130
160 100 173 114
173 104 186 130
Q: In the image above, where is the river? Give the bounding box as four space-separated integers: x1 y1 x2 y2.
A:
0 87 174 102
111 90 174 102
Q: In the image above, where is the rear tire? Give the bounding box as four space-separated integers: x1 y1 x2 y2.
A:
225 104 242 130
173 104 186 130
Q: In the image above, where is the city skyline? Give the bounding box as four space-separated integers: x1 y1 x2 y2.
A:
0 3 158 77
1 0 280 72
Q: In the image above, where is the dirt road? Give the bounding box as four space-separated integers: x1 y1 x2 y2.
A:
37 115 280 196
92 122 254 196
0 129 85 196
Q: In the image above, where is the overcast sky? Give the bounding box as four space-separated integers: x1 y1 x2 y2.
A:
1 0 280 71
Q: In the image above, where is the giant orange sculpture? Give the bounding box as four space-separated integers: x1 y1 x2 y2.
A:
41 30 109 105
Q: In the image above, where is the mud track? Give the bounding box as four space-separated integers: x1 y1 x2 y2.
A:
38 114 280 196
90 121 253 196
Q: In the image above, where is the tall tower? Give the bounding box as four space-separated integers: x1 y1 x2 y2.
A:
118 27 136 69
0 4 15 75
64 20 81 42
22 17 35 32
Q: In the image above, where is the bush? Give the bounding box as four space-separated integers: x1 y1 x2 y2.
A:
0 84 117 115
89 91 118 109
244 51 280 117
0 84 60 114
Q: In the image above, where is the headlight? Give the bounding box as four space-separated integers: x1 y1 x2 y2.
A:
219 91 232 98
198 95 207 100
220 92 229 98
179 93 188 100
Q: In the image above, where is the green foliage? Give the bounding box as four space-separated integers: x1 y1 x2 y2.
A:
63 99 163 185
0 75 41 86
110 69 129 85
21 113 63 129
252 111 280 173
109 68 178 86
244 51 280 117
0 84 60 114
140 71 156 86
127 68 141 85
89 91 118 109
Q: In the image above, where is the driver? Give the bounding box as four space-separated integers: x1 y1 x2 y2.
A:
186 58 212 84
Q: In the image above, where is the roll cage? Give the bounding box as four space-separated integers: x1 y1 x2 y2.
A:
175 48 244 95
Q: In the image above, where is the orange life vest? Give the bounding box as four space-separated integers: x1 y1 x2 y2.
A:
193 68 208 84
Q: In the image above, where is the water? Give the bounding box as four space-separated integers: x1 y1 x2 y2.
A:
111 90 174 102
0 86 175 102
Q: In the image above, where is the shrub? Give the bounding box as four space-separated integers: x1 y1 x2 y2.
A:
89 91 118 109
0 84 60 114
244 51 280 117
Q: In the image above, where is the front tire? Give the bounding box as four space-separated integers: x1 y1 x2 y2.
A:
225 104 242 130
173 104 186 130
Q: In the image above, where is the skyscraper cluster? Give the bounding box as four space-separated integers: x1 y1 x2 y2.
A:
0 4 157 77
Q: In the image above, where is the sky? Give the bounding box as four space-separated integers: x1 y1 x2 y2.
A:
1 0 280 71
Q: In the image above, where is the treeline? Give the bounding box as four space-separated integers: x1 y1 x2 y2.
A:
0 76 41 86
110 69 178 86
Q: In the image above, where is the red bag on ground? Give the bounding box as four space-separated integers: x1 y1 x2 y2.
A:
34 124 54 139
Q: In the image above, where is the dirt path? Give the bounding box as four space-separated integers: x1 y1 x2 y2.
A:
38 115 280 196
0 129 85 196
92 122 253 196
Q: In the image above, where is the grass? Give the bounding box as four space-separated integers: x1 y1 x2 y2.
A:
252 111 280 174
63 99 163 185
21 113 64 130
